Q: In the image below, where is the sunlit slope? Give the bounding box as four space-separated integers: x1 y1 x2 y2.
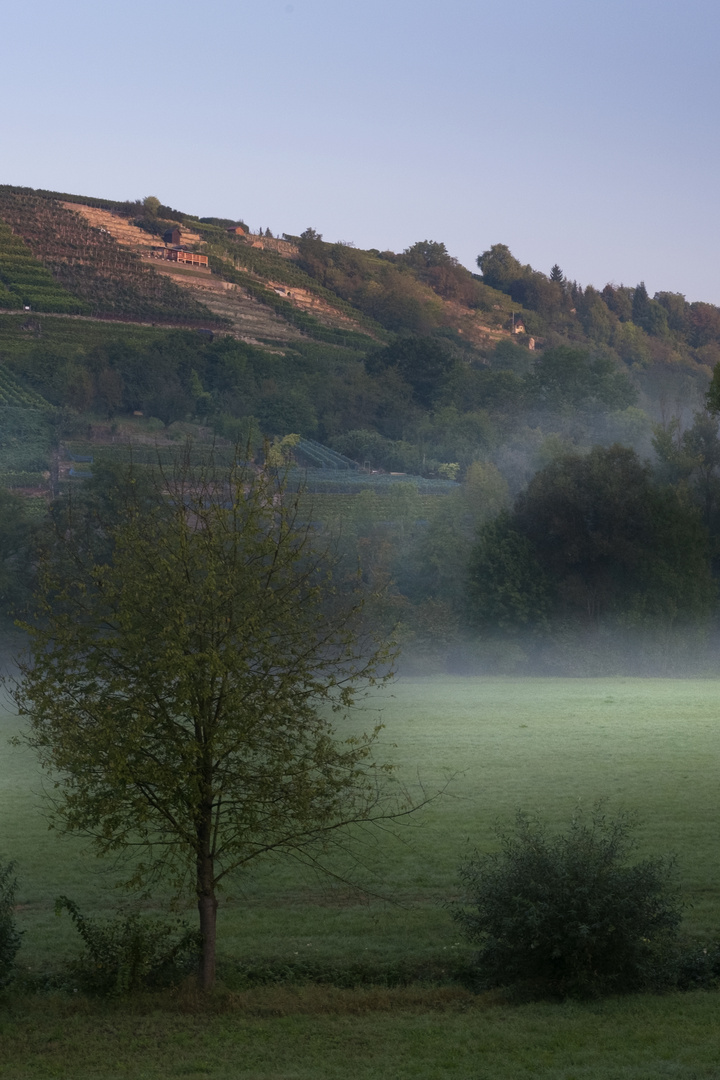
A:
0 222 87 314
0 189 222 326
0 185 526 351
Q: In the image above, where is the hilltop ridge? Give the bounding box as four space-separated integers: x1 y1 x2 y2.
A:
0 185 526 350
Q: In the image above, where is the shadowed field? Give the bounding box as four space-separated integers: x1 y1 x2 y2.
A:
2 677 720 1077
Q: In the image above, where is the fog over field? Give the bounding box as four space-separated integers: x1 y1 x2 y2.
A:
4 676 720 969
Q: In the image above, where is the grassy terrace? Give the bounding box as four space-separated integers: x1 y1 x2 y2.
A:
0 313 187 356
2 677 720 1076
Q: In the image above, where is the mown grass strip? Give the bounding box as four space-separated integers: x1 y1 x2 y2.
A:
2 988 720 1079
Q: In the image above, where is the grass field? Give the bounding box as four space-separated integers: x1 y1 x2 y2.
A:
2 676 720 1076
2 990 720 1079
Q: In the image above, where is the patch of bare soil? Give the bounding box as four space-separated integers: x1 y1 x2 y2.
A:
441 299 512 348
145 261 304 344
265 280 379 336
239 234 299 258
62 204 205 251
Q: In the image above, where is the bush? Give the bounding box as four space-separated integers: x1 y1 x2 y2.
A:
452 805 682 998
0 860 22 986
55 896 201 996
674 939 720 990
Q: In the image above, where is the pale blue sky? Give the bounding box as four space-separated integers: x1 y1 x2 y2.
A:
2 0 719 302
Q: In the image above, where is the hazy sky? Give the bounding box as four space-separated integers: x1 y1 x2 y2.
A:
2 0 719 303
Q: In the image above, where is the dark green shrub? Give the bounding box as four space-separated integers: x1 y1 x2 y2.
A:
0 860 22 986
55 896 200 996
452 805 682 998
674 939 720 990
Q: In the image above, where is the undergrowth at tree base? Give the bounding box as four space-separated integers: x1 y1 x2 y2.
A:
8 937 720 1007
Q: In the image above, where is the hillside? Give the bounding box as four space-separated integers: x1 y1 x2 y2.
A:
0 185 525 348
1 184 720 675
0 181 717 499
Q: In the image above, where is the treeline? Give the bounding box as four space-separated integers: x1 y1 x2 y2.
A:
327 427 720 677
0 314 650 483
476 243 720 368
465 442 716 672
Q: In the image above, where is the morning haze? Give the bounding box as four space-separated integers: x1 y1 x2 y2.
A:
1 0 720 1073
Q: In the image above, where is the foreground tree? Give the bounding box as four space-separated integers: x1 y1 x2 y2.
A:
13 450 401 990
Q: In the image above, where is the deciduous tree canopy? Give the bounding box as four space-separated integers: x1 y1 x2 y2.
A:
13 450 402 989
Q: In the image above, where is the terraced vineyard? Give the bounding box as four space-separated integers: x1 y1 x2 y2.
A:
288 466 458 494
0 223 88 314
297 488 454 523
63 441 240 468
0 468 48 490
0 364 53 409
0 189 225 327
0 369 54 485
199 224 387 336
209 259 378 348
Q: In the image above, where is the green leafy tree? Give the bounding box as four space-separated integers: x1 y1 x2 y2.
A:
367 335 456 409
576 286 615 343
601 284 633 322
509 272 564 322
466 445 715 658
705 360 720 417
689 302 720 348
655 291 689 334
466 513 552 636
549 264 564 284
490 338 533 374
614 320 651 366
632 283 668 337
524 346 636 415
651 418 697 487
631 281 652 328
405 463 509 612
514 445 715 627
476 244 524 292
55 896 199 996
654 411 720 527
401 241 482 306
402 240 455 270
13 450 401 991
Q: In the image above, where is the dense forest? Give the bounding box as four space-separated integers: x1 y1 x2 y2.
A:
1 183 720 673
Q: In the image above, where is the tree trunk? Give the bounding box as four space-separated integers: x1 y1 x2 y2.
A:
197 868 216 993
197 837 218 991
198 887 218 991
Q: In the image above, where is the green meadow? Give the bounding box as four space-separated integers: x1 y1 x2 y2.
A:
3 676 720 1077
